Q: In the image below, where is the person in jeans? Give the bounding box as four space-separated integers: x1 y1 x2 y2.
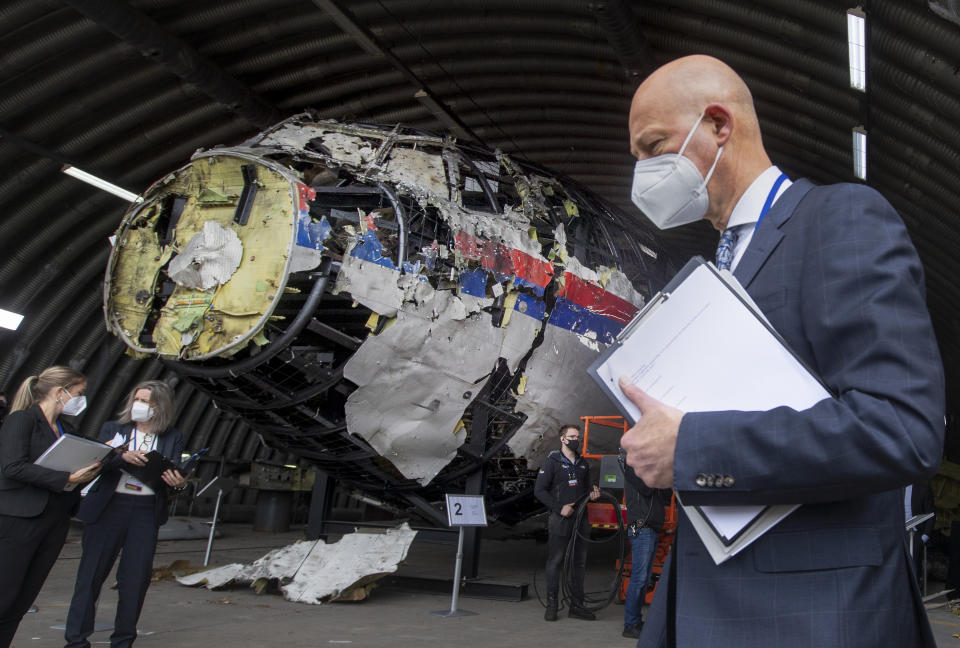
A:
619 447 669 639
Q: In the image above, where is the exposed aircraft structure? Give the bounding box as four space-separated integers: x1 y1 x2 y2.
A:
103 115 676 524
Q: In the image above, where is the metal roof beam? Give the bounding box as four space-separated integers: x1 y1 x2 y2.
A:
594 0 655 81
310 0 481 144
60 0 283 129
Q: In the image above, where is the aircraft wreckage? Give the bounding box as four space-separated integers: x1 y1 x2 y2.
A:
103 114 676 525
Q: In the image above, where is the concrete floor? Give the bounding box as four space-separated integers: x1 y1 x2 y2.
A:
12 520 960 647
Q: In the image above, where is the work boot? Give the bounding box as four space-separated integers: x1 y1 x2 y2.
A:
568 602 596 620
622 624 643 638
544 594 558 622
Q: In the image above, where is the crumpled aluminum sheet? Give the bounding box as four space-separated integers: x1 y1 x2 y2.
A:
168 221 243 291
177 524 418 604
343 288 540 484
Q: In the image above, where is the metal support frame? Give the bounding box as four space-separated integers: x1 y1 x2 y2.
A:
461 406 490 580
306 470 337 539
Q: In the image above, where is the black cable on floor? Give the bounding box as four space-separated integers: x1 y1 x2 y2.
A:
559 491 627 613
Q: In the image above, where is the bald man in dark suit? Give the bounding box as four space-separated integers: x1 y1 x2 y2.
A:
619 55 944 648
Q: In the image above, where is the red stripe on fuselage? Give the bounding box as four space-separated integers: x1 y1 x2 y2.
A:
558 272 637 324
453 231 553 287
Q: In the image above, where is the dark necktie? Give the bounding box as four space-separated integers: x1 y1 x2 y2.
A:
715 225 741 271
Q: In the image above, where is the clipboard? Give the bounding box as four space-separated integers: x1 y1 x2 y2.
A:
122 450 179 492
35 434 113 491
123 447 208 492
587 256 833 563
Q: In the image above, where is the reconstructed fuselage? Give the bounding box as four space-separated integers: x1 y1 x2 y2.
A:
103 115 674 523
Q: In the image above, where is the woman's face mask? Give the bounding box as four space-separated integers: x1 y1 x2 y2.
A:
131 400 155 422
58 388 87 416
630 111 723 229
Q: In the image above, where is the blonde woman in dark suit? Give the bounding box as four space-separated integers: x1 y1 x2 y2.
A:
0 366 102 648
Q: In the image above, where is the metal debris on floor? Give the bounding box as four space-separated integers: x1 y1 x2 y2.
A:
177 524 418 604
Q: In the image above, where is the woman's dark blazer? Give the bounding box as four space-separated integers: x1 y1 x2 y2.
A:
77 421 183 528
0 405 77 517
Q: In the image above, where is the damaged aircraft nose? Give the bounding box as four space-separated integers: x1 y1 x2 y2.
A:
103 115 674 524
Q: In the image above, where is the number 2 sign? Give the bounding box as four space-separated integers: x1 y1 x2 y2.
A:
444 494 487 527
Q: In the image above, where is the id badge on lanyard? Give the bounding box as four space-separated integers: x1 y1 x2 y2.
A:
564 460 578 487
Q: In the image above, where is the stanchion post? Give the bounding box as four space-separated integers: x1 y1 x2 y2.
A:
449 526 466 614
197 476 236 567
432 493 486 618
204 487 223 567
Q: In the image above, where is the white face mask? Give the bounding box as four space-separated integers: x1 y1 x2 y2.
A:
59 389 87 416
131 400 155 422
630 111 724 229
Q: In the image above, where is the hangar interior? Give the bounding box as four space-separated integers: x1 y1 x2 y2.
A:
3 0 960 643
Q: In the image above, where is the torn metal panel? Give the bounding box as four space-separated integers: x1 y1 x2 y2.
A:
289 183 329 273
563 256 646 308
334 252 406 317
317 131 378 166
344 287 540 484
443 204 543 260
384 147 448 199
453 231 553 296
178 524 418 604
510 324 623 467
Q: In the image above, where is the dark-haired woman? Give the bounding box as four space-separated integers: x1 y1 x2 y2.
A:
0 366 102 648
65 380 186 648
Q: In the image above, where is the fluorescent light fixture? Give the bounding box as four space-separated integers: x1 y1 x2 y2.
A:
852 126 868 180
0 308 24 331
61 165 142 203
847 7 867 91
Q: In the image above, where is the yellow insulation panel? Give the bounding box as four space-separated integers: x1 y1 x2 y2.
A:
107 155 297 359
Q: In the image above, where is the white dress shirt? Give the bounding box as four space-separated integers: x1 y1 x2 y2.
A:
725 166 792 272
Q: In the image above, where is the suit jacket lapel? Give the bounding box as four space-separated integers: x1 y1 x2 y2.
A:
33 406 59 445
734 179 814 289
158 431 176 461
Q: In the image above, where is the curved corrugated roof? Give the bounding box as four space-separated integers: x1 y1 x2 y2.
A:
2 0 959 482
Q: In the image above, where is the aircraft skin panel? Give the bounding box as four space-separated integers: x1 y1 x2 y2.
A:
511 323 625 467
342 282 542 485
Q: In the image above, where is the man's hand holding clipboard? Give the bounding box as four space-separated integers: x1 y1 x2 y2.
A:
617 376 684 489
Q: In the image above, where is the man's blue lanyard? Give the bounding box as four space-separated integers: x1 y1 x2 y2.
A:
753 172 789 233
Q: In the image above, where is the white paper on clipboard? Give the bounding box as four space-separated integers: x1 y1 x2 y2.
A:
589 257 831 563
